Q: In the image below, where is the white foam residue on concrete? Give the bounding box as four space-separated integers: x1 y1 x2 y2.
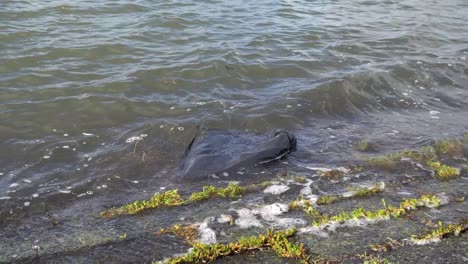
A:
263 184 290 195
235 208 263 229
197 221 217 244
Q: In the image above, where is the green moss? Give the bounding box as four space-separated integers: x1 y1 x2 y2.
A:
158 224 199 243
366 145 437 171
367 156 399 171
353 184 384 197
319 170 344 180
411 221 468 243
166 229 308 264
289 197 321 218
100 183 246 218
313 195 441 226
100 190 184 218
433 138 463 157
286 175 308 183
357 140 370 152
315 184 383 206
360 253 395 264
245 180 275 192
316 195 340 205
189 183 245 202
427 161 460 180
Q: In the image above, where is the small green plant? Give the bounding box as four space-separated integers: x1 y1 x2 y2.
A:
100 183 246 218
312 195 442 227
158 224 199 243
357 140 370 152
289 197 321 217
433 138 463 157
166 229 308 264
189 183 245 201
427 161 460 180
411 221 468 244
100 190 184 218
316 195 340 205
118 233 127 240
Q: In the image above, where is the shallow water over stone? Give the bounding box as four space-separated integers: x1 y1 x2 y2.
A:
1 0 467 263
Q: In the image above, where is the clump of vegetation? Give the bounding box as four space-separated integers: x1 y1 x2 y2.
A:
400 194 441 209
167 229 308 264
359 253 394 264
100 183 248 218
369 238 400 253
366 156 399 171
358 140 369 151
315 183 384 206
158 224 200 243
411 221 468 244
433 138 463 157
282 174 308 183
427 161 460 180
354 184 384 197
289 197 321 217
366 145 437 171
319 169 344 180
365 136 467 173
189 183 245 201
316 194 340 205
313 195 442 227
357 140 375 152
100 190 184 218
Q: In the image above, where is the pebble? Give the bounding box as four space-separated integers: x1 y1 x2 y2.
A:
24 202 31 207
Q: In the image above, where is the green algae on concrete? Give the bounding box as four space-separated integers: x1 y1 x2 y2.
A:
100 183 246 218
189 183 245 201
316 183 384 205
289 197 321 217
433 138 464 157
166 229 308 264
410 221 468 245
100 189 184 218
426 161 460 180
158 224 200 243
313 195 442 227
316 194 340 205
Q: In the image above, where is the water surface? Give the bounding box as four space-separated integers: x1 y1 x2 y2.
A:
1 0 467 262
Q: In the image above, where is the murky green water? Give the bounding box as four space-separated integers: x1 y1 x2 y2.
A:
1 0 467 263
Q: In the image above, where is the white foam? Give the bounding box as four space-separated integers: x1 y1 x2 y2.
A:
217 214 233 224
300 185 312 196
82 133 94 136
9 183 19 188
410 237 440 245
263 184 290 195
299 226 329 237
126 134 147 143
254 203 289 219
0 196 11 200
235 208 263 229
197 222 217 244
